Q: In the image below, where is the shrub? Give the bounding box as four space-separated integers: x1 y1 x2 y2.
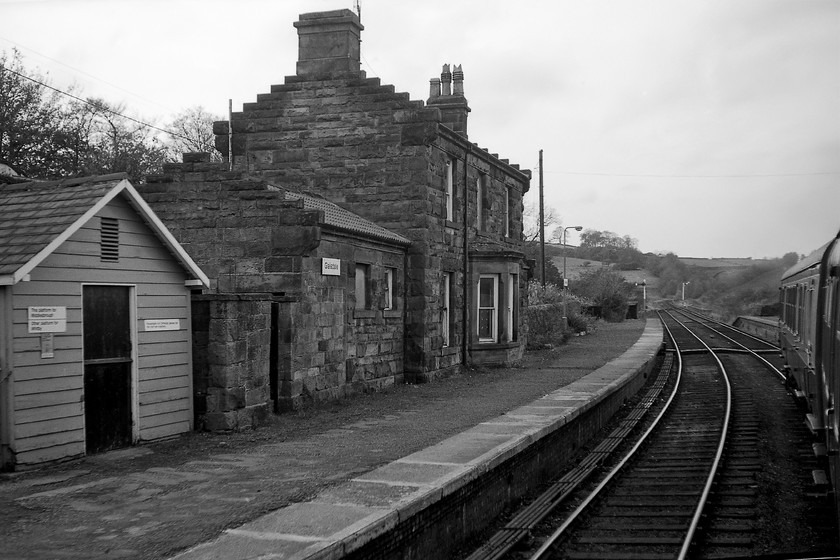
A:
526 281 595 347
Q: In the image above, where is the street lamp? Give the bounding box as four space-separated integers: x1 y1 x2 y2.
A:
682 281 690 306
562 225 583 330
635 279 647 313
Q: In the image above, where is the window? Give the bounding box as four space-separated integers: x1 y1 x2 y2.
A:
355 264 370 309
507 273 518 341
445 159 454 221
476 175 484 231
504 186 510 237
384 268 394 310
442 273 451 347
478 275 498 342
100 217 119 262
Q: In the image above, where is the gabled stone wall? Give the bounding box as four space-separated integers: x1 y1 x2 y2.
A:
140 154 409 423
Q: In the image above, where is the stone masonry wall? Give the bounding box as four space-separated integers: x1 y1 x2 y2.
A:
192 295 271 431
213 72 531 377
141 160 321 296
277 232 406 410
139 159 325 429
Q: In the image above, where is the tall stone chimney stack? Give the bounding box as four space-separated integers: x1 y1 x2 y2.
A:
426 63 471 138
294 10 364 80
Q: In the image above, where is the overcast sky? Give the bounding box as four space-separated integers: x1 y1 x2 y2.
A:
2 0 838 258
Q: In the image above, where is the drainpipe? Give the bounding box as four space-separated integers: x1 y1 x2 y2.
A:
462 144 471 367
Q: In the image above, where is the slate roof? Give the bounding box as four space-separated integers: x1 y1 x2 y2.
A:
0 174 208 286
0 175 121 277
282 190 411 247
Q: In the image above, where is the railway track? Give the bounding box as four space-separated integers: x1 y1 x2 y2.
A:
461 310 836 560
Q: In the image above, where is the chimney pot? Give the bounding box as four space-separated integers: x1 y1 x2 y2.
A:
440 64 452 96
429 77 441 98
452 64 464 96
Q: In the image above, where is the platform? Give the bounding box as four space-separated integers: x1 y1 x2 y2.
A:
172 320 664 560
732 315 779 344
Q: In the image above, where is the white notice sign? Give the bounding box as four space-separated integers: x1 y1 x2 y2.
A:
144 319 181 332
321 258 341 276
28 307 67 333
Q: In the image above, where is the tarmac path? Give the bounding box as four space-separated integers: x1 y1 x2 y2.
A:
0 319 647 560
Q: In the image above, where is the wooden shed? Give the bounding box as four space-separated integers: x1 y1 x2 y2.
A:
0 174 209 470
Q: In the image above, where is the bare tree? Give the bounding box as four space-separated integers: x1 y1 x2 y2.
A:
68 97 169 180
165 106 223 162
522 200 562 244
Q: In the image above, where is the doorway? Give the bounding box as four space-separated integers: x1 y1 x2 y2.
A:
83 285 133 453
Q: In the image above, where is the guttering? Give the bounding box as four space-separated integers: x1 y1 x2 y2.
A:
462 143 471 367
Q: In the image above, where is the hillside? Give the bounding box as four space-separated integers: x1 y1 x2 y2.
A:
677 257 757 268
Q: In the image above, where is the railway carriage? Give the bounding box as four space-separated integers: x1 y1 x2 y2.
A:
780 229 840 509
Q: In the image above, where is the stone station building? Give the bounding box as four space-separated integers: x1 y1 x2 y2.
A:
140 8 532 430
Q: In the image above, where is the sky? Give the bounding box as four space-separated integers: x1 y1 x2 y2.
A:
2 0 838 259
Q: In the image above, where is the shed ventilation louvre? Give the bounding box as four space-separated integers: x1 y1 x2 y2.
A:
100 217 119 262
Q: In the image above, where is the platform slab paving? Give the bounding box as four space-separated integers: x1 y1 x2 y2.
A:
171 320 664 560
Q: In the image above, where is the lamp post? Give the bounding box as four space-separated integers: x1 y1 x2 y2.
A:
682 281 690 306
635 279 647 313
562 225 583 330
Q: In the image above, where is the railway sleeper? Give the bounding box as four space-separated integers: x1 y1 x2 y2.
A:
563 552 678 560
575 534 686 545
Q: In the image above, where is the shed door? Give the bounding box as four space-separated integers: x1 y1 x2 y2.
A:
83 286 132 453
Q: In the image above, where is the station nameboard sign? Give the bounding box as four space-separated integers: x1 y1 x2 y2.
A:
28 307 67 333
322 258 341 276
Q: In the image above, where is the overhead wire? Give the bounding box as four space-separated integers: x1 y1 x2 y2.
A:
1 65 195 143
0 36 177 113
530 165 838 179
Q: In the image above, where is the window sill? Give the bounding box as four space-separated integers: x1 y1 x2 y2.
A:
440 346 459 356
383 309 402 319
472 340 521 350
353 310 376 319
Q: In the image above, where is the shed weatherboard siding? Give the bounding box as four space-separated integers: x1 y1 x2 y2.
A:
9 196 193 466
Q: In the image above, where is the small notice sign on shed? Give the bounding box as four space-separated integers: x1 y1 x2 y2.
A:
28 307 67 333
144 319 181 332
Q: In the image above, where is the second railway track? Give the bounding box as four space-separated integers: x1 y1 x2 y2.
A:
462 309 838 560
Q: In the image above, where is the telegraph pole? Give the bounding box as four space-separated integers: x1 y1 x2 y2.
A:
539 149 545 286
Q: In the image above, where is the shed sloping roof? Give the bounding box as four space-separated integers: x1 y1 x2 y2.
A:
281 189 411 246
0 174 209 287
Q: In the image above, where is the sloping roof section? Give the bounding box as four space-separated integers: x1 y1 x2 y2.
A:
0 174 209 287
281 189 411 247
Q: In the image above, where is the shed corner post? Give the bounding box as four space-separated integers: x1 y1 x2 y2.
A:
0 286 15 470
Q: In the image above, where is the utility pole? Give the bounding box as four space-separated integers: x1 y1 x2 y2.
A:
539 149 545 286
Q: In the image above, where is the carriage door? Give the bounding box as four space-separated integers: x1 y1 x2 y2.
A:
83 285 133 453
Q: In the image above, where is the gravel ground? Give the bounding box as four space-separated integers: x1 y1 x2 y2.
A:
0 319 647 560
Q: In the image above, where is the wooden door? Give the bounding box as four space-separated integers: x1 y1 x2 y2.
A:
83 285 132 453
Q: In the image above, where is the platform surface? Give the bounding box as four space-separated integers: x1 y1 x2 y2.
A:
173 320 664 560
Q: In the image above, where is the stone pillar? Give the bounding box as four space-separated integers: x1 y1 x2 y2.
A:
192 294 271 431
